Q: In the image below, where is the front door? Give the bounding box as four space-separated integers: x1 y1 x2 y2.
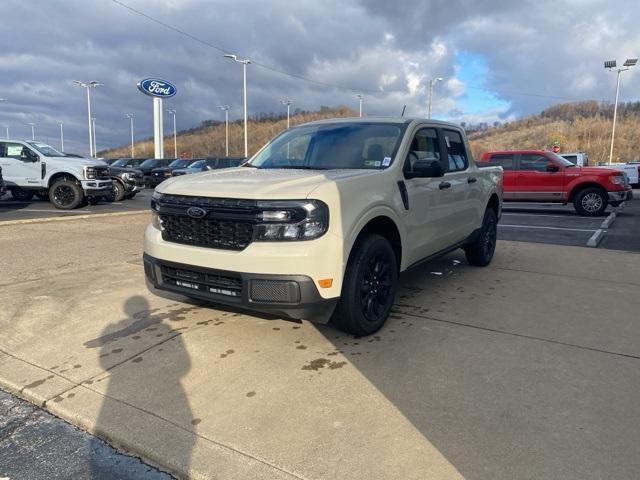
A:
515 153 565 201
0 142 41 187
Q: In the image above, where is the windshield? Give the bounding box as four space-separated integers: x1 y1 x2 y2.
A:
169 159 192 168
111 159 130 167
140 159 158 168
248 122 406 170
28 142 64 157
548 152 575 167
189 160 205 169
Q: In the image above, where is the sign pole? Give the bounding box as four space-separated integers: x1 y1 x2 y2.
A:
153 97 164 159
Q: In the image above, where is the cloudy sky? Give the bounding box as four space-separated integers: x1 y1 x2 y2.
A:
2 0 638 155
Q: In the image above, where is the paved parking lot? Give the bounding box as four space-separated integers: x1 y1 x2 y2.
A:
1 214 639 479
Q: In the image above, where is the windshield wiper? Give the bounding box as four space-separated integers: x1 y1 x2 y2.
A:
275 166 330 170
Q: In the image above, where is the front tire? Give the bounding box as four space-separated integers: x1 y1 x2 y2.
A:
574 187 607 216
10 188 34 201
465 208 498 267
107 180 125 202
331 234 398 336
49 178 84 210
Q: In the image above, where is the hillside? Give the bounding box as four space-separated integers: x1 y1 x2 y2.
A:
101 106 358 159
102 101 640 164
468 101 640 163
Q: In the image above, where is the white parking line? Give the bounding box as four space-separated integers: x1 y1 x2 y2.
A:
0 208 85 213
498 224 597 232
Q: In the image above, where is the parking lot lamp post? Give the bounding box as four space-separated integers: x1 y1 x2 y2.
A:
356 94 363 117
166 109 177 159
73 80 102 157
91 117 97 156
27 123 35 140
427 77 443 119
281 98 292 128
125 113 135 158
224 54 251 158
2 124 8 139
58 121 64 152
605 59 637 164
218 105 230 156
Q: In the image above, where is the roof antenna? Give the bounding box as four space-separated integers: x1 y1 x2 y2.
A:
401 105 406 117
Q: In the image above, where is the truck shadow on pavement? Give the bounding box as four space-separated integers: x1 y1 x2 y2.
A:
90 296 195 478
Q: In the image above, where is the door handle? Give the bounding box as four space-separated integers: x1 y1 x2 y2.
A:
439 181 451 190
467 177 477 184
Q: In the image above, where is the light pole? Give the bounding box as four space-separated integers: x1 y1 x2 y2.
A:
218 105 230 156
356 94 364 117
27 123 35 140
91 117 97 156
58 121 64 152
73 80 102 157
281 98 292 128
2 124 8 139
224 54 251 157
167 109 177 158
427 77 443 119
125 113 135 158
605 59 637 164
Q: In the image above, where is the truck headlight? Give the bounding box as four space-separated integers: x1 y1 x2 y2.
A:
254 200 328 241
85 167 97 179
609 174 625 185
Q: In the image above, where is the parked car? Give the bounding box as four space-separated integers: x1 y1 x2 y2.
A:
138 158 175 187
597 163 639 185
0 166 5 197
107 165 144 201
171 157 245 176
0 140 112 209
480 149 632 215
149 159 194 187
560 152 588 166
144 118 503 335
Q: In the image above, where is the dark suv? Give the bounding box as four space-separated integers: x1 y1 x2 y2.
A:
149 159 194 187
107 165 144 201
138 159 175 187
172 157 244 176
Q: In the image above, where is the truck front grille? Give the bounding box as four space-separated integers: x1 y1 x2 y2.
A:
160 214 254 251
95 167 110 179
160 265 242 297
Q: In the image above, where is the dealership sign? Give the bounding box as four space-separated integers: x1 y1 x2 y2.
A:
137 78 177 98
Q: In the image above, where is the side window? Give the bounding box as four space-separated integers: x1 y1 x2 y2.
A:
405 128 440 173
0 142 26 159
488 153 515 170
0 143 5 157
519 154 549 172
217 158 230 168
443 130 468 172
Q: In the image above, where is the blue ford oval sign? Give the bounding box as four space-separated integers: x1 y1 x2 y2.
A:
137 78 177 98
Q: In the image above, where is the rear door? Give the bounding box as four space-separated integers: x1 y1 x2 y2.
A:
515 153 565 201
485 153 516 200
0 142 41 186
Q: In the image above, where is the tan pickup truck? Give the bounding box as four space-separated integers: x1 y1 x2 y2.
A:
144 118 503 335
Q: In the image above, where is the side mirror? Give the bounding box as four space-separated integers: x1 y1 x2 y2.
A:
20 150 38 162
406 159 444 179
546 163 560 172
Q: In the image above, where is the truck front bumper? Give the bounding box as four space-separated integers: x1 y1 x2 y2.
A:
143 253 338 323
608 189 633 202
82 180 113 196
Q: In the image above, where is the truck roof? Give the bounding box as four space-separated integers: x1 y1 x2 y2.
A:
297 116 463 130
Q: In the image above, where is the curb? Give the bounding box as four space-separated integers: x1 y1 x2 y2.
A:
587 229 605 247
0 210 148 227
600 211 617 229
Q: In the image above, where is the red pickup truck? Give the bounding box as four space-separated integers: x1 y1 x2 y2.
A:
479 150 633 216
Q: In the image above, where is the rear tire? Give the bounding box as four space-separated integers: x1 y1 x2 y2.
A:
573 187 607 216
10 188 34 201
49 178 84 210
331 234 398 336
464 208 498 267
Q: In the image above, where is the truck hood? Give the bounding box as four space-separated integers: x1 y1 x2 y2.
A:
575 166 623 175
56 156 108 168
157 167 380 199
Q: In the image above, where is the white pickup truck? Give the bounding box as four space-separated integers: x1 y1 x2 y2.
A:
0 140 112 209
144 118 503 335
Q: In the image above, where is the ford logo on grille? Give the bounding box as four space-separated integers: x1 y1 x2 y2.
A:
187 207 207 219
137 78 177 98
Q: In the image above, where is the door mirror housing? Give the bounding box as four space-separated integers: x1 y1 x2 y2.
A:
20 149 38 162
546 162 560 172
406 158 444 179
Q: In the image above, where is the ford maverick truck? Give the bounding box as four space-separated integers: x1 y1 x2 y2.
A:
144 118 503 335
